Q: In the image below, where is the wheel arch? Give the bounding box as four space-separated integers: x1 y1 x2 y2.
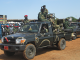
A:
27 41 36 46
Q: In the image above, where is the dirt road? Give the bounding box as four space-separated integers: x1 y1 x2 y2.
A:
0 38 80 60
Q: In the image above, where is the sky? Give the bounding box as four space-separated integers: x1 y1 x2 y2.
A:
0 0 80 19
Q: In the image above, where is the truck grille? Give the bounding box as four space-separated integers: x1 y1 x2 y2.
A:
4 37 15 44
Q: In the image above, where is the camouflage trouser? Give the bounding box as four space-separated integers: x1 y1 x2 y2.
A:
40 19 49 22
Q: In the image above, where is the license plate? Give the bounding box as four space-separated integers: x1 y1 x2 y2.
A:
4 46 8 50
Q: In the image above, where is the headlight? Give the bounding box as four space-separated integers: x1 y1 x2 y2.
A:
1 37 4 43
16 38 26 44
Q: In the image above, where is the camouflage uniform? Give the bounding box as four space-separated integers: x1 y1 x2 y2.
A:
13 26 19 34
41 5 48 19
38 5 60 33
23 19 29 24
63 20 73 29
63 19 75 36
43 8 48 19
42 26 48 33
48 14 60 33
5 26 10 35
38 12 49 22
63 19 75 37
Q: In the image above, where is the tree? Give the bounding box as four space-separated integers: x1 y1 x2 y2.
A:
66 16 78 22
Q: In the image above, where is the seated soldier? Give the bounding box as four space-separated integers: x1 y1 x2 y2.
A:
63 19 73 30
42 26 48 33
38 12 49 22
47 14 60 33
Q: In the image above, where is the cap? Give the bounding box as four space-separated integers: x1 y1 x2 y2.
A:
6 25 9 27
24 15 28 17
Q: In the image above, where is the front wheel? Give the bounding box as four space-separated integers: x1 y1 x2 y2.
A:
4 51 15 56
23 44 36 60
58 38 66 50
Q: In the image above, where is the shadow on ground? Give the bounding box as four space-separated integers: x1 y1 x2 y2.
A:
0 47 59 60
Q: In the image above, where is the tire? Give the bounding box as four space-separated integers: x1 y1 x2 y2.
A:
58 38 66 50
23 44 36 60
4 51 15 56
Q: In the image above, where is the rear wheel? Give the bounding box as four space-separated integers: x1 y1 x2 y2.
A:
23 44 36 60
4 51 15 56
72 36 76 40
58 38 66 50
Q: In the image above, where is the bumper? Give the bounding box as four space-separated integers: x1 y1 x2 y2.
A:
0 44 26 52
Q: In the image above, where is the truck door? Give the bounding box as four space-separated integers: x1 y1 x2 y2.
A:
36 23 53 47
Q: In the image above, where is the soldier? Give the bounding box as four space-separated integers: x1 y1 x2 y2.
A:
63 18 75 34
9 24 14 34
63 19 73 29
5 25 10 35
63 19 76 38
23 15 29 24
38 12 49 22
41 5 48 19
13 26 19 34
43 26 48 33
47 14 60 33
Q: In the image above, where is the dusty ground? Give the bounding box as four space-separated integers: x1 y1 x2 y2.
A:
0 38 80 60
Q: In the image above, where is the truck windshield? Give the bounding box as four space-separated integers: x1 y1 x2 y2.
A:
20 23 40 33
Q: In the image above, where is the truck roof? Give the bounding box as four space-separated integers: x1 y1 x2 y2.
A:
30 21 51 24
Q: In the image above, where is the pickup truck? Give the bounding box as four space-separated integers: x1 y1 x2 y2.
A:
70 22 80 37
0 22 72 60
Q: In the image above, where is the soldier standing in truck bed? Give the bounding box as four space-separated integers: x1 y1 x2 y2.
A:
41 5 48 19
23 15 29 24
38 5 49 22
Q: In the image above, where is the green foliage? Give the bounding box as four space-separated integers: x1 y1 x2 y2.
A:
66 16 78 22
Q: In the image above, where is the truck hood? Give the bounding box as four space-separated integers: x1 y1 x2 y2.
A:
6 33 35 38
